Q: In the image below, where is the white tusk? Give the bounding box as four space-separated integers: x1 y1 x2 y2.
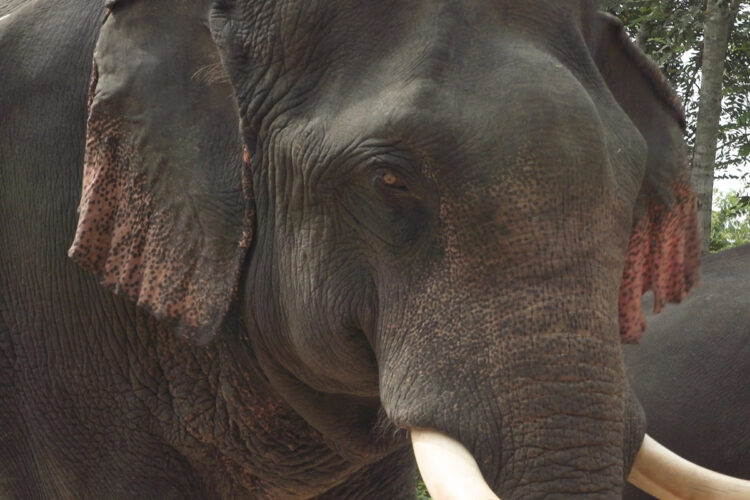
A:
411 427 500 500
628 434 750 499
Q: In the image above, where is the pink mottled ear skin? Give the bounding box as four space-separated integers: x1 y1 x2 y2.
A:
69 64 253 344
618 178 701 343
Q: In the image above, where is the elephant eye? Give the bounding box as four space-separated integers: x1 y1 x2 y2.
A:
376 169 409 192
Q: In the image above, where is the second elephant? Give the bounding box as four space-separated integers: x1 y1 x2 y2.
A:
624 243 750 499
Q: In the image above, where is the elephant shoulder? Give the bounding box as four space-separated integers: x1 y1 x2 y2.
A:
0 0 105 113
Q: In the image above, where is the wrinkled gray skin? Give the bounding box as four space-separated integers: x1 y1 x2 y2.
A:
1 0 698 498
0 0 23 16
623 243 750 499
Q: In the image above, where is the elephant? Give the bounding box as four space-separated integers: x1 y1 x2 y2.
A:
623 243 750 499
2 0 748 498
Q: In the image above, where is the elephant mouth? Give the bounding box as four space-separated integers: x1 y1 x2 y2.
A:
411 428 750 499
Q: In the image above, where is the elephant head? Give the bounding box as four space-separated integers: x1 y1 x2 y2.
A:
67 0 747 497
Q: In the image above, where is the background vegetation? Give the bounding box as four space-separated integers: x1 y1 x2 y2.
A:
711 189 750 249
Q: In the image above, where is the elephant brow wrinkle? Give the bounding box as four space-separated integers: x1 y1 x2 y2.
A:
192 62 232 86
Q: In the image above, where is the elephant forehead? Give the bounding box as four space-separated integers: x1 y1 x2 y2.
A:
320 53 616 175
238 0 603 130
229 1 627 180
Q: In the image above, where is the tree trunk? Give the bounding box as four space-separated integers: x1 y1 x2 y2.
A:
691 0 741 254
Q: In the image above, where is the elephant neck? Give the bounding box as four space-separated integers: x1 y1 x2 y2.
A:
148 313 367 498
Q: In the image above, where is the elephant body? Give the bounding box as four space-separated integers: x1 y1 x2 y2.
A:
1 0 703 498
623 243 750 499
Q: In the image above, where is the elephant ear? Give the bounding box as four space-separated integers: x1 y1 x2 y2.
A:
592 13 700 343
68 0 254 344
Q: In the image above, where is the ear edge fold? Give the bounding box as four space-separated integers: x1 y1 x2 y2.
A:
593 12 701 343
598 12 687 131
68 2 254 345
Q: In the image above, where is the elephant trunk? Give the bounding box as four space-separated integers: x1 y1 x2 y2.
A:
486 333 628 497
382 330 633 498
377 237 640 495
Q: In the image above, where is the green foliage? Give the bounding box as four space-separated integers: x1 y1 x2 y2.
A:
719 4 750 175
710 189 750 251
416 479 432 500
